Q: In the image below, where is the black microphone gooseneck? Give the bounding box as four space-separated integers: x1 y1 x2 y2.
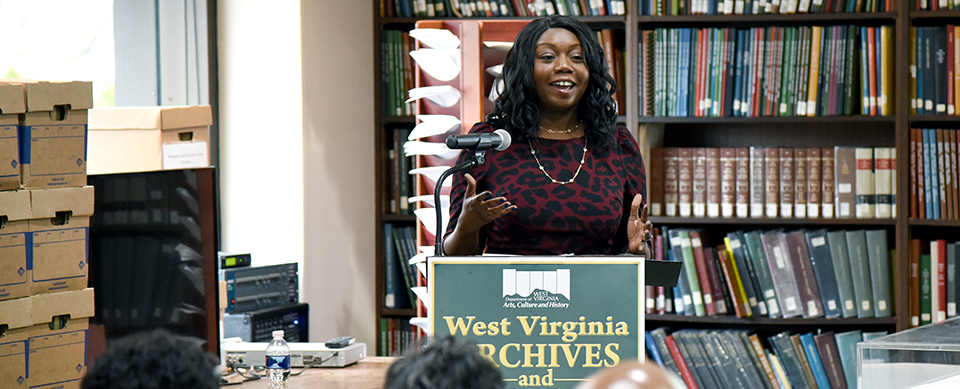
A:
434 150 486 257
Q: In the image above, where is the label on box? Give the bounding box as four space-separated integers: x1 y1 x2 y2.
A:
162 142 208 169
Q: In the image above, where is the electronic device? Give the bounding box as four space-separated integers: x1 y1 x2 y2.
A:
220 263 298 313
324 336 355 348
222 341 366 368
218 252 251 268
223 302 308 342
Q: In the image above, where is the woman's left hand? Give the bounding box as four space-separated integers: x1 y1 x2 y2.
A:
626 194 653 256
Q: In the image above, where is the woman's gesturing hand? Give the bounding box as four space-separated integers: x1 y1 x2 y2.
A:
627 194 653 256
457 173 516 234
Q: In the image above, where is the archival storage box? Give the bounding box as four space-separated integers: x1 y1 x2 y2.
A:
0 189 31 301
28 186 95 296
87 105 212 174
6 80 93 189
0 83 25 191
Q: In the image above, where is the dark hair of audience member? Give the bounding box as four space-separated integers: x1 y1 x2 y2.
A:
384 335 504 389
81 328 220 389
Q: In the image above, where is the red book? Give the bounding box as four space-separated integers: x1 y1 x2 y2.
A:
949 25 955 115
868 27 879 116
752 28 765 117
937 239 948 322
665 334 699 389
910 238 922 327
697 28 709 117
689 230 717 315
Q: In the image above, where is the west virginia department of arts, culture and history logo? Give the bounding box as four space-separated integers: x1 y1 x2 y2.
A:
502 269 571 309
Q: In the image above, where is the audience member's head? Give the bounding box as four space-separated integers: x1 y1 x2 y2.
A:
574 360 685 389
384 335 504 389
81 328 220 389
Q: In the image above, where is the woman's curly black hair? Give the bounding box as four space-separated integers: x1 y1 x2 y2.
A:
384 335 504 389
81 329 219 389
487 15 619 147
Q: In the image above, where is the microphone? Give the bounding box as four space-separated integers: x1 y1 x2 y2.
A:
445 129 512 151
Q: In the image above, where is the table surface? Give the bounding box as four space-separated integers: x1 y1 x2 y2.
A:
223 357 396 389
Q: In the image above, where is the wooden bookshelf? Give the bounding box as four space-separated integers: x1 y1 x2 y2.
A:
372 0 960 358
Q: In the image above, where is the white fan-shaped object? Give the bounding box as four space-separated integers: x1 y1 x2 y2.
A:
411 287 430 311
409 166 453 186
483 41 514 52
410 317 430 334
409 115 461 140
409 28 460 50
414 207 449 237
418 246 435 256
410 49 461 82
402 141 459 160
406 85 461 107
486 64 503 77
409 194 451 209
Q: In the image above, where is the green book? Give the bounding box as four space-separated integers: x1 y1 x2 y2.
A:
846 230 876 318
843 24 859 115
680 229 706 316
921 253 932 325
744 231 782 318
779 26 795 117
865 230 892 318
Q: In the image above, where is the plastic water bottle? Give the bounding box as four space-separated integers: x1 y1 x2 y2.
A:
265 330 291 389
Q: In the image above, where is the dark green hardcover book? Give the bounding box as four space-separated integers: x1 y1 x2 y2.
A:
866 229 893 317
845 230 876 318
744 230 781 318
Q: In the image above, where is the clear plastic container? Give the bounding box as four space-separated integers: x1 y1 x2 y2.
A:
265 330 291 389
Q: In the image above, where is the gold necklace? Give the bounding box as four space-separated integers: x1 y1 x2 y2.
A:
539 121 581 134
529 139 588 185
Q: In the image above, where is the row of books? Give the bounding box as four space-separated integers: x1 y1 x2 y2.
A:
382 30 416 117
380 0 627 18
911 26 960 116
639 0 892 15
915 0 960 11
387 128 416 215
384 223 420 310
647 146 897 220
909 239 960 328
910 128 960 220
646 327 887 389
640 25 894 117
378 317 422 356
648 227 893 319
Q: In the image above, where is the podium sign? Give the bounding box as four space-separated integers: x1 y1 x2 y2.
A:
429 256 644 388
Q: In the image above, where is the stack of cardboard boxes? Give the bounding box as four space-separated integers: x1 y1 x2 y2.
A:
0 80 96 389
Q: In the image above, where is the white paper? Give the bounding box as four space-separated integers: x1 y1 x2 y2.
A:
483 41 514 52
403 140 459 160
410 48 461 81
406 85 461 107
415 207 449 236
162 142 208 169
409 28 460 50
409 194 451 209
409 114 461 140
411 287 430 311
409 317 429 334
409 166 453 185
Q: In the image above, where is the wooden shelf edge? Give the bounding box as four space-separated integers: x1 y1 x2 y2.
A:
649 216 897 225
646 313 898 327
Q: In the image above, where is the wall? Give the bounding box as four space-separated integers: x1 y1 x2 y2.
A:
217 0 376 347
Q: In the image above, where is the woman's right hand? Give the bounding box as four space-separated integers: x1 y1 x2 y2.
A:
456 173 516 234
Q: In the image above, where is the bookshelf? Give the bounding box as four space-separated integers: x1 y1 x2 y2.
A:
372 0 960 359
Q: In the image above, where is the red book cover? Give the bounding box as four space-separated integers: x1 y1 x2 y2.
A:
868 27 878 116
911 238 922 327
665 334 699 389
649 148 665 217
938 239 948 322
949 25 955 115
752 28 766 117
664 148 681 217
689 230 717 315
696 28 707 117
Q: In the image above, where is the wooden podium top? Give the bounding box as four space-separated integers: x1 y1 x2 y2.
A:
228 357 396 389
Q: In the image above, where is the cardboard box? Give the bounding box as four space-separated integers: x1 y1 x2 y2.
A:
0 84 26 191
0 190 31 301
4 80 93 189
87 105 212 174
28 186 95 296
28 288 94 389
0 295 32 389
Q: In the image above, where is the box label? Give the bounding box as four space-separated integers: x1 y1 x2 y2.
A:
162 141 208 169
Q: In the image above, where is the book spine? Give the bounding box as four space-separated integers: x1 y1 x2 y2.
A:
834 146 856 218
750 147 767 217
800 333 834 389
806 229 844 318
650 148 665 216
822 147 836 218
866 229 893 318
680 148 695 217
721 148 737 217
735 148 751 217
834 330 863 387
690 230 717 315
727 233 766 316
765 147 781 218
807 147 822 218
874 147 893 218
761 231 805 318
910 239 922 327
664 148 680 216
666 334 701 389
922 252 933 325
780 147 795 218
744 230 782 317
718 245 752 317
785 230 825 318
846 230 876 318
827 230 860 318
707 148 723 217
855 147 876 218
702 246 730 314
794 147 808 218
937 239 948 322
814 332 850 389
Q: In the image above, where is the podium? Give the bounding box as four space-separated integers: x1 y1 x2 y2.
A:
427 256 681 389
